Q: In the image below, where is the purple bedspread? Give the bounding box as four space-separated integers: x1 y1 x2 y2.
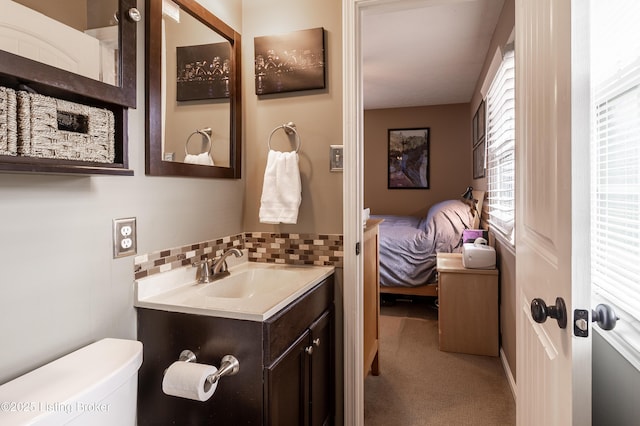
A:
373 199 475 288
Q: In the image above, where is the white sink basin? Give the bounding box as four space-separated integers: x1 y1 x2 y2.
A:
135 261 334 321
197 268 302 299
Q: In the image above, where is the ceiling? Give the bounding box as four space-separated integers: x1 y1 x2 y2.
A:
362 0 505 110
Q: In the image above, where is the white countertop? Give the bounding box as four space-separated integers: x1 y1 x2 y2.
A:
135 258 334 322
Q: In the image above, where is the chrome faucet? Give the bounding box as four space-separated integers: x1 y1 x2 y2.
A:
211 248 243 280
193 258 213 284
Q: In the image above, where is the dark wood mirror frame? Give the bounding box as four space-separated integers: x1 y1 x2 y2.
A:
145 0 242 179
0 0 137 175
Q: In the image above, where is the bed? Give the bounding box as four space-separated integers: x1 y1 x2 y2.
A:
373 191 485 297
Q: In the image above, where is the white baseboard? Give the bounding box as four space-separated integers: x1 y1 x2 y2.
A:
500 347 517 401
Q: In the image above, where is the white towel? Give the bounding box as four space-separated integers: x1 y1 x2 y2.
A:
259 150 302 224
184 153 214 165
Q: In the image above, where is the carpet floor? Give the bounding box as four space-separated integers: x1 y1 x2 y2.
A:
364 296 516 425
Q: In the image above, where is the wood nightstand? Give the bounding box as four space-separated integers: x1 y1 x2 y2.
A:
436 252 499 356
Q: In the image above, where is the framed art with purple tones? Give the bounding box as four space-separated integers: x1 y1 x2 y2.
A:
388 128 430 189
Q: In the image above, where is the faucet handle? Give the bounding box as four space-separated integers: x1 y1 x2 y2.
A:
193 258 213 283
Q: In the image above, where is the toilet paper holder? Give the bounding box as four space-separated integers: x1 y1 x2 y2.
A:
176 350 240 385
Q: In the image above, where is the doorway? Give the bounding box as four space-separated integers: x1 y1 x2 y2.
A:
342 1 513 424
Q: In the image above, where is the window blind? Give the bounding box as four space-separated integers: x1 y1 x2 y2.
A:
591 0 640 364
486 49 515 244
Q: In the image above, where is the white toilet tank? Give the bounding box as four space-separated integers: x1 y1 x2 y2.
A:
0 338 142 426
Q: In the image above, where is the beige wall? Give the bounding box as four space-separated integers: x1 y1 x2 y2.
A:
241 0 343 234
15 0 118 31
364 104 472 217
15 0 87 31
86 0 118 29
469 0 516 380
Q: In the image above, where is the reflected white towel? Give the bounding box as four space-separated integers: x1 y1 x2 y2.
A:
259 150 301 224
184 153 214 165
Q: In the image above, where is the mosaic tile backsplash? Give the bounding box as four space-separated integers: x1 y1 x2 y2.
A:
134 232 344 280
245 232 343 266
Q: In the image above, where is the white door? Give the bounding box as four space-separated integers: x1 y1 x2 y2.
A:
515 1 592 424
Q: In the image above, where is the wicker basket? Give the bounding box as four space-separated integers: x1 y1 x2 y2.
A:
0 86 18 156
17 92 115 163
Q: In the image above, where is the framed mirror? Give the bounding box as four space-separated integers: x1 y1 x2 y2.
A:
145 0 242 178
0 0 137 108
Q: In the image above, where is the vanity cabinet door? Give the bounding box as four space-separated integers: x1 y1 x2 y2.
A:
263 276 335 426
264 308 334 426
264 331 310 426
309 309 333 426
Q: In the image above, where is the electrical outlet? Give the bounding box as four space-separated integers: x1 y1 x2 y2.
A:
113 217 137 258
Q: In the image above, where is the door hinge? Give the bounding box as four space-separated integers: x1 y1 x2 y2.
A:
574 309 589 337
355 242 361 255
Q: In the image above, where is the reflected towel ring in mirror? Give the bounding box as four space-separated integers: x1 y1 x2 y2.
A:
268 122 301 153
185 128 213 155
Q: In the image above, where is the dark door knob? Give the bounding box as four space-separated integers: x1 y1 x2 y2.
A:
531 297 567 329
592 304 618 330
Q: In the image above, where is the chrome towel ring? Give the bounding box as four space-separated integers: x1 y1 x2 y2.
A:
185 128 212 155
268 122 301 153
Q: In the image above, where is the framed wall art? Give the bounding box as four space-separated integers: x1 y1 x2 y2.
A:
176 42 231 101
472 100 486 178
388 128 430 189
476 100 485 143
254 27 326 95
473 138 486 179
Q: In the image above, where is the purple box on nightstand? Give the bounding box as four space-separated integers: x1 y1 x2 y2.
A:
462 229 488 244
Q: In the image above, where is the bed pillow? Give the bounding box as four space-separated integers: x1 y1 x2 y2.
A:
419 199 476 251
419 199 474 230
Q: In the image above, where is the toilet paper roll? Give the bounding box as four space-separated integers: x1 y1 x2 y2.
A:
162 361 219 402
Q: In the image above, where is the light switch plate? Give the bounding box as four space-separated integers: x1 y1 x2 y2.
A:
113 217 137 258
330 145 343 172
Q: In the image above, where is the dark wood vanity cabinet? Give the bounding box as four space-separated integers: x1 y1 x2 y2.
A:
137 274 334 426
264 309 333 426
